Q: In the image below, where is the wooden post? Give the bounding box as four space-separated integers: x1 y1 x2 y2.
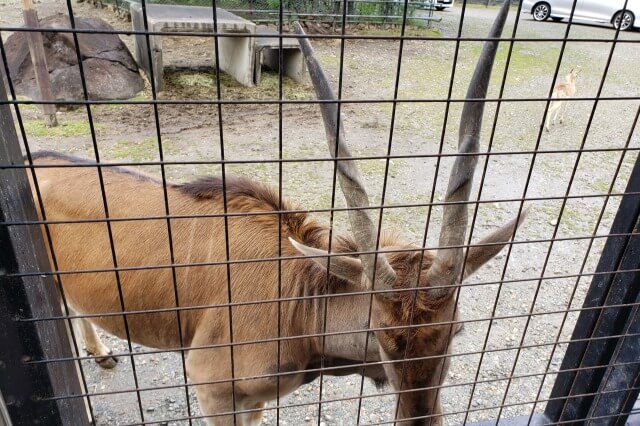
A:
0 69 89 425
21 0 58 127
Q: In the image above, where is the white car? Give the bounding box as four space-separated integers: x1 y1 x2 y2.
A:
521 0 639 30
434 0 455 11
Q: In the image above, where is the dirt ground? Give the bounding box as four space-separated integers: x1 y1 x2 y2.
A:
2 0 640 424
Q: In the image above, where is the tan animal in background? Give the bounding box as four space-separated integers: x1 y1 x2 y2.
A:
27 2 522 425
545 68 580 131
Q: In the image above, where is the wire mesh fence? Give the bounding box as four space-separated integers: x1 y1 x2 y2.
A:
0 0 639 425
96 0 440 26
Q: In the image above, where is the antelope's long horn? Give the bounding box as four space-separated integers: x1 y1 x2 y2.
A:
293 22 397 294
426 0 511 299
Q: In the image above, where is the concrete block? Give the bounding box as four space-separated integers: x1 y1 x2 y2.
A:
130 3 256 90
254 26 306 85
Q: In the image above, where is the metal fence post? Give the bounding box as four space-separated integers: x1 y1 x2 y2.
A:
589 284 640 424
0 73 89 424
545 154 640 425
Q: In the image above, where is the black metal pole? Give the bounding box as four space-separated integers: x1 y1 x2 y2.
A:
589 269 640 425
545 154 640 425
0 69 89 425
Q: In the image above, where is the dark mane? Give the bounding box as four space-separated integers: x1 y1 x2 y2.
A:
178 175 331 248
177 176 362 256
178 175 282 211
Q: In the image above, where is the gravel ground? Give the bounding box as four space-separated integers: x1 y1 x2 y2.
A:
2 0 640 424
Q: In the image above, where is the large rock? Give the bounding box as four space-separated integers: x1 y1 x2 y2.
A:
4 14 144 102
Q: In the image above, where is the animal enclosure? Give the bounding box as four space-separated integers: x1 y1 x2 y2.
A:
0 0 639 425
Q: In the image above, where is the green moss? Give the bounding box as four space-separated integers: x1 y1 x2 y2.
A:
22 120 103 138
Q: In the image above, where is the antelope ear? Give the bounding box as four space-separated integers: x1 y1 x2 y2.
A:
462 208 529 280
289 237 364 284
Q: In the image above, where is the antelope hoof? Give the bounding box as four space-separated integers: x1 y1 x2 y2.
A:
454 321 464 335
92 350 119 369
545 126 550 132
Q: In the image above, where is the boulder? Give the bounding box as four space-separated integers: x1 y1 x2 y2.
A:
4 14 144 102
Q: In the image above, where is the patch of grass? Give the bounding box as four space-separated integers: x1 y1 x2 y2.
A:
559 206 584 233
316 53 359 71
285 142 323 160
623 152 638 167
538 202 559 217
98 91 151 111
258 73 312 100
111 137 179 162
226 162 272 179
302 188 333 211
163 70 313 101
14 96 41 113
359 27 441 37
129 92 150 101
356 157 407 178
21 120 102 138
537 153 574 177
458 42 588 88
170 72 216 89
393 102 444 133
111 139 156 162
367 102 394 117
539 201 594 234
193 163 221 177
590 178 612 194
599 208 615 227
479 201 506 216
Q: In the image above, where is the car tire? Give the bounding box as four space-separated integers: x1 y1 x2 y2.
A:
613 10 635 31
436 6 445 11
551 17 563 22
532 2 551 21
